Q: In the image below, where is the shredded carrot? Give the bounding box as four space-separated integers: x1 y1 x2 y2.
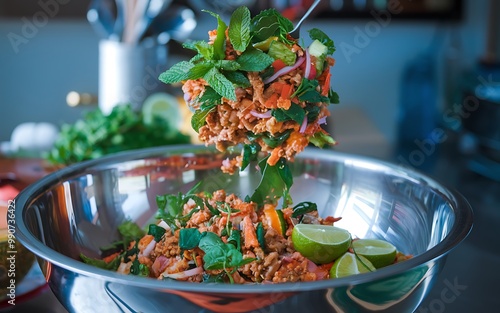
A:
281 84 294 100
264 93 279 108
267 148 281 166
243 215 259 249
318 67 331 97
103 252 120 263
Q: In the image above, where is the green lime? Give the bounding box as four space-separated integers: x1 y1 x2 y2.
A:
142 92 182 130
291 224 351 264
329 252 376 278
352 239 397 269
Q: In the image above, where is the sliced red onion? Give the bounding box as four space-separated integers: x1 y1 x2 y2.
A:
318 116 327 125
299 115 308 133
162 266 204 279
304 48 312 79
152 255 170 276
157 220 171 231
142 239 156 257
250 110 272 119
264 57 305 84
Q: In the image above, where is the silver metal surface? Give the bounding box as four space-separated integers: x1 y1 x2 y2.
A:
98 39 168 114
14 145 473 313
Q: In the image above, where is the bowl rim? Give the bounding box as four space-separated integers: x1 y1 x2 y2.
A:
14 145 474 293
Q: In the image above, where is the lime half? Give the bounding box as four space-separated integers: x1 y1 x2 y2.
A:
352 239 397 269
330 252 376 278
291 224 351 264
142 92 182 131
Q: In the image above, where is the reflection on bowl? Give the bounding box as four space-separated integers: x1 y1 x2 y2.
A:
14 145 473 312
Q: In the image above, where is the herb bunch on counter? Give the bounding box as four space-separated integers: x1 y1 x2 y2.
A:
46 104 190 165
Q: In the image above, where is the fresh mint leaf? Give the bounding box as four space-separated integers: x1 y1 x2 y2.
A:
227 229 242 251
251 15 279 42
272 102 305 125
179 228 203 250
241 143 260 170
261 130 292 148
292 201 318 218
148 224 166 241
158 61 194 84
250 157 292 206
305 104 320 123
256 222 265 250
182 40 213 60
308 28 336 55
251 9 293 44
236 47 274 72
191 106 216 132
292 78 329 103
203 10 227 60
198 87 222 109
204 67 237 100
214 60 241 71
224 71 251 88
229 6 251 52
187 62 214 80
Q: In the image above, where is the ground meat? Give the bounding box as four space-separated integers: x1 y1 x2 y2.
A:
153 230 180 258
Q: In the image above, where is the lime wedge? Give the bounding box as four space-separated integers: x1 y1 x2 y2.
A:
330 252 376 278
291 224 351 264
352 239 397 269
142 92 182 131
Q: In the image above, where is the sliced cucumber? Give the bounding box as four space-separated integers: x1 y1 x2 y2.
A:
308 39 328 74
268 41 297 66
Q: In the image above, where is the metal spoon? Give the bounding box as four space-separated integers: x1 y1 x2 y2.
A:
289 0 321 39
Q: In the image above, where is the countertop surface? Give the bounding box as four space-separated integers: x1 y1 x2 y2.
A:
1 126 499 312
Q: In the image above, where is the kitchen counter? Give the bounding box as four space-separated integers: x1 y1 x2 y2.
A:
1 117 499 312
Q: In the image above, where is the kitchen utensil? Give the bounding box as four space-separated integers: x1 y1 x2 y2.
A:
15 145 473 313
132 0 173 44
290 0 321 38
87 0 117 40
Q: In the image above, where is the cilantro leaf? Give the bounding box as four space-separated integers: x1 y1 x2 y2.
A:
204 67 236 100
158 61 194 84
236 47 275 72
272 102 305 124
229 6 251 52
203 10 227 60
308 28 336 55
329 90 340 104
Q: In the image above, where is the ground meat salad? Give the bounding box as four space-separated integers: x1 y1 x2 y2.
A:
159 6 339 173
80 7 411 284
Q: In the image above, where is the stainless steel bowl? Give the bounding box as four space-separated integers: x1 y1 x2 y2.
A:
14 145 473 313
